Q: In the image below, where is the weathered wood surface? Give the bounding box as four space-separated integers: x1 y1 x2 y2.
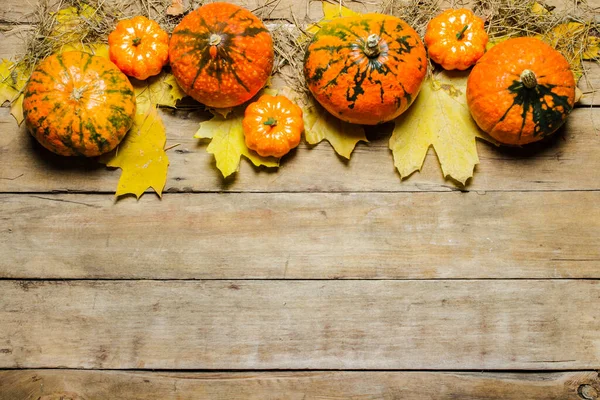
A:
1 108 599 193
1 280 599 369
1 370 599 400
1 192 599 279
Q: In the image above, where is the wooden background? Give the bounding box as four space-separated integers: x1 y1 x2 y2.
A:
1 0 599 398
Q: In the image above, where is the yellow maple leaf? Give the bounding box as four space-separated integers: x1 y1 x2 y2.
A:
51 4 100 43
194 111 279 178
390 71 496 185
302 96 367 159
99 107 169 198
306 2 360 35
0 60 28 125
133 72 187 113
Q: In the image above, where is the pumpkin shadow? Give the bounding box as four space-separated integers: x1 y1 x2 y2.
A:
27 133 106 172
365 121 394 142
484 124 568 158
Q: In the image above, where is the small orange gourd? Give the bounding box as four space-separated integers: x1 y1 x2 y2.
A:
243 95 303 158
424 8 488 70
108 16 169 80
466 37 575 145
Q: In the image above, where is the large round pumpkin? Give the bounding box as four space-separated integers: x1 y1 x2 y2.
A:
466 37 575 145
169 2 274 108
23 51 136 157
303 13 427 125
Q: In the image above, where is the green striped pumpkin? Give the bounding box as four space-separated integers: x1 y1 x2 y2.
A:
23 51 136 157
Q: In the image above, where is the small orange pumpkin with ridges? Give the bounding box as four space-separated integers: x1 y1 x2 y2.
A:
23 51 136 157
303 13 427 125
466 37 575 145
424 8 488 71
169 2 274 108
108 16 169 80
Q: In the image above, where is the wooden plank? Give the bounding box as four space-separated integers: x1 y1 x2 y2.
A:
1 192 599 279
0 370 598 400
0 280 599 369
579 61 600 106
1 107 599 193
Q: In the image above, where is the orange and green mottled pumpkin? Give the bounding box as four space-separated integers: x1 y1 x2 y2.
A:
466 37 575 145
303 13 427 125
169 2 274 108
23 51 136 157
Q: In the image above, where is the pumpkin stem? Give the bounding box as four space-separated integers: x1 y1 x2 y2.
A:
456 25 469 40
209 34 222 47
263 117 277 126
364 34 381 58
70 86 86 101
132 37 142 47
520 69 538 89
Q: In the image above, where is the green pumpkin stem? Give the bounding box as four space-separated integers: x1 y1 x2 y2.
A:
364 34 381 58
456 25 469 40
263 117 277 126
132 37 142 47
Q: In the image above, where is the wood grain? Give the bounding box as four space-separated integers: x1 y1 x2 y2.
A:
1 107 599 193
1 280 599 369
1 370 599 400
1 192 599 279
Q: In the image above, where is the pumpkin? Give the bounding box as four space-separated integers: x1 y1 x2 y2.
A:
424 8 488 70
243 94 303 158
23 51 136 157
108 16 169 80
466 37 575 145
169 2 274 108
303 13 427 125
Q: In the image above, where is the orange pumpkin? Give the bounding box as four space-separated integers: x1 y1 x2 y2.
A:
108 16 169 80
23 51 136 157
466 37 575 145
424 8 488 70
169 2 274 108
303 13 427 125
243 95 303 158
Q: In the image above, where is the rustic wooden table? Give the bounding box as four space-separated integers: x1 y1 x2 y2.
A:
1 0 599 398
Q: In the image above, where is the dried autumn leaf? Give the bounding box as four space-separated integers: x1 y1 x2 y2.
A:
99 107 169 198
195 111 279 178
302 96 367 159
166 0 185 16
390 70 496 185
51 4 100 43
306 2 360 36
133 71 186 113
0 60 28 125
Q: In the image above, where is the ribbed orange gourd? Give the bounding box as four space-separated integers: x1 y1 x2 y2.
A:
303 13 427 125
108 16 169 80
424 8 488 70
23 51 136 157
169 2 274 108
467 37 575 145
243 95 303 158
